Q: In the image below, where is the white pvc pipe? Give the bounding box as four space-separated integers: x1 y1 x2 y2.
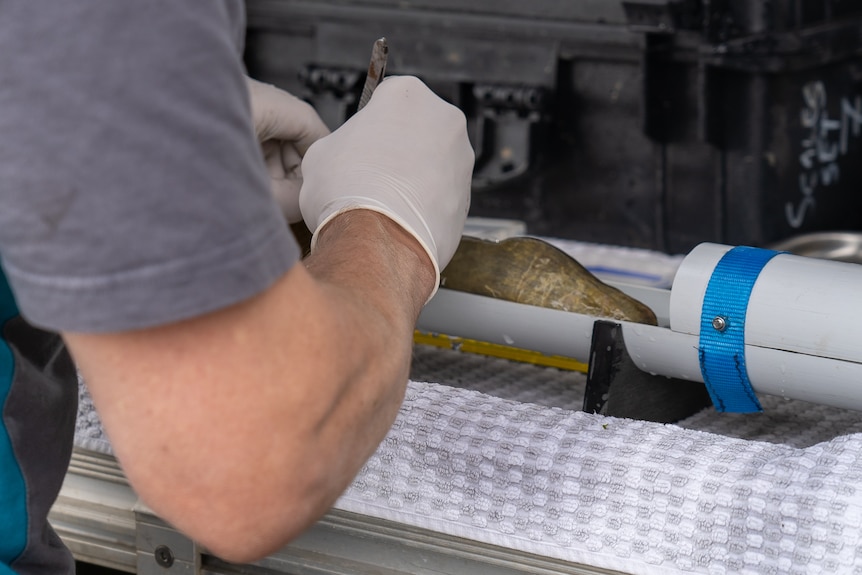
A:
420 273 862 411
745 346 862 408
620 321 862 411
668 243 731 334
671 243 862 365
619 322 702 381
418 289 597 360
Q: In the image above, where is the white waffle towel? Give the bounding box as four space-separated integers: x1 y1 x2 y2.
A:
74 347 862 575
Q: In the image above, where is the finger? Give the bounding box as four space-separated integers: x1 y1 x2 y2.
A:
262 140 286 179
262 141 304 223
279 143 302 179
248 78 330 154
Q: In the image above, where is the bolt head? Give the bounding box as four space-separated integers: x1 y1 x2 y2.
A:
712 316 728 332
154 545 174 568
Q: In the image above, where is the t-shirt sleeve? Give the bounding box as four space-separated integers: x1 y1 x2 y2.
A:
0 1 301 333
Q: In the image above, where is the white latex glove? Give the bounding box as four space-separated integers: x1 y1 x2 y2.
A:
246 77 330 223
299 76 474 300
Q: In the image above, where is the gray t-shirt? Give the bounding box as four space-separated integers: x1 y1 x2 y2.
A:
0 0 300 333
0 2 300 573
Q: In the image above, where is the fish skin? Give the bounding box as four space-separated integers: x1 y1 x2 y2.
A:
441 236 658 326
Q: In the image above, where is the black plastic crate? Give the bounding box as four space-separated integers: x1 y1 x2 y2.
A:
244 0 862 253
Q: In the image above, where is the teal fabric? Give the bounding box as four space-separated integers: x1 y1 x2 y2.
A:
0 270 25 568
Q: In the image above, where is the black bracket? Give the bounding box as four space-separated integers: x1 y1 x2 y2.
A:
584 320 712 423
471 83 549 190
299 65 364 130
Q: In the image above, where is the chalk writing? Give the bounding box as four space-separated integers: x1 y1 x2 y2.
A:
787 82 862 228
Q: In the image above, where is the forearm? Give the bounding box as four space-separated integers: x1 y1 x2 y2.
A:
305 209 433 336
292 210 435 496
64 211 436 563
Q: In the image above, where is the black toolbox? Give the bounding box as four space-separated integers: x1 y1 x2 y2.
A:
244 0 862 254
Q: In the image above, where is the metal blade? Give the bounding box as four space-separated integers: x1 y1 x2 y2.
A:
358 37 388 111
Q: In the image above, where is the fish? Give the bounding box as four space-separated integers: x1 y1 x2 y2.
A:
440 236 657 325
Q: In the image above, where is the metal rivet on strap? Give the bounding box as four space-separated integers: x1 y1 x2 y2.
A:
712 316 728 332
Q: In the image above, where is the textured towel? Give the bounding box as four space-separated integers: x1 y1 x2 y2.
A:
74 345 862 575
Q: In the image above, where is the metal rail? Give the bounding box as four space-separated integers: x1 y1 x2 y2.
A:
55 448 623 575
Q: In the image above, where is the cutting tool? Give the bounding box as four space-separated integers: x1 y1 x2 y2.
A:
358 37 388 111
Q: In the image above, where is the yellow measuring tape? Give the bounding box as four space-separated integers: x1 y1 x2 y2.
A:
413 331 588 373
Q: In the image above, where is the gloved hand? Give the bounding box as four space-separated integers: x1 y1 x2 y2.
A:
246 77 330 223
299 76 474 301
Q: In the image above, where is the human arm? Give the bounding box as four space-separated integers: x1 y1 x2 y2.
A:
63 209 434 562
61 76 473 562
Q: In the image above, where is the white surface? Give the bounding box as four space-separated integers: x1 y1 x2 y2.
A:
463 217 528 240
74 348 862 575
543 238 684 289
340 380 862 575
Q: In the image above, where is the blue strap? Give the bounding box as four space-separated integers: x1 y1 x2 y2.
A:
698 246 781 413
